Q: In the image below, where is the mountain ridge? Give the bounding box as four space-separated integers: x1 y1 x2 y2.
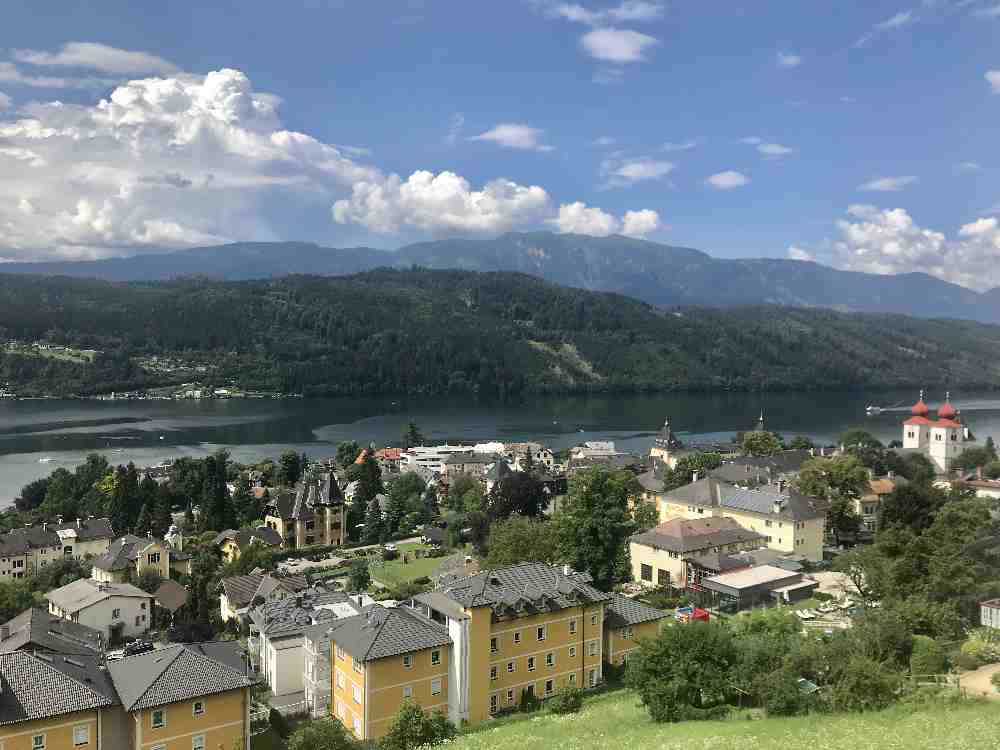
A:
2 232 996 323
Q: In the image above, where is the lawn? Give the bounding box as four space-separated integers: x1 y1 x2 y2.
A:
451 689 1000 750
368 542 446 587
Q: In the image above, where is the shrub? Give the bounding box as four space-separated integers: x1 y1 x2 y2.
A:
518 688 541 714
380 702 456 750
955 652 982 671
991 671 1000 691
961 629 1000 665
382 548 399 562
548 686 583 715
830 656 902 712
910 635 949 675
756 668 811 716
268 707 291 738
287 718 354 750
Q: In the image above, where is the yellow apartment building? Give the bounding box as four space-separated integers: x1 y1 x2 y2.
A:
601 593 668 667
213 527 284 564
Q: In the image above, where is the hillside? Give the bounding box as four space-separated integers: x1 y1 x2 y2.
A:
451 690 999 750
3 232 999 322
2 269 1000 397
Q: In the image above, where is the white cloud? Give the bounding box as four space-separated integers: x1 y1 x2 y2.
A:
549 201 660 236
757 142 794 157
706 170 749 189
987 70 1000 93
859 175 918 192
956 161 982 172
13 42 178 75
552 1 663 25
0 91 10 111
580 28 658 62
622 208 660 236
593 135 617 146
855 10 917 46
607 1 665 21
0 61 116 89
600 156 675 188
444 113 464 146
777 51 802 68
468 123 554 152
661 139 699 152
740 136 763 145
801 205 1000 290
787 246 815 261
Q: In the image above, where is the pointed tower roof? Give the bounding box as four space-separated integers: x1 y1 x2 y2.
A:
911 390 929 417
655 417 683 450
937 391 957 420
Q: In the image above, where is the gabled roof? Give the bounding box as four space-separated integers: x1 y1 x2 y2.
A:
107 643 252 711
249 587 359 638
154 580 189 613
45 579 151 614
438 562 611 615
0 652 117 725
92 534 162 572
604 593 668 629
1 517 115 554
214 526 284 550
326 605 452 663
219 572 308 610
631 516 765 554
0 608 103 655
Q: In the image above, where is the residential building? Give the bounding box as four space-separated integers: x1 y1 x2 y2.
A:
570 441 617 460
46 579 153 644
248 588 361 696
219 571 308 623
402 445 475 476
263 473 346 550
602 594 668 667
91 534 172 583
375 447 403 474
636 473 826 562
506 443 555 472
981 599 1000 629
0 607 104 655
107 642 253 750
629 517 765 590
327 605 453 741
0 651 120 750
701 565 819 612
214 527 284 564
855 475 907 532
442 452 500 481
153 580 189 624
0 517 115 577
899 391 976 474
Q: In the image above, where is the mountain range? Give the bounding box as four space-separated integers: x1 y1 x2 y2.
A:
3 232 999 323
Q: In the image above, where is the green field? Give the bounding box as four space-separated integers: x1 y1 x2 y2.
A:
452 690 1000 750
368 542 445 587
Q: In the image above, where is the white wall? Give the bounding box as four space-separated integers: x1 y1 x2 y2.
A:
263 634 305 696
69 595 151 641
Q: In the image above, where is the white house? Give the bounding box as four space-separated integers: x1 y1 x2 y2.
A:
45 578 153 644
402 445 475 476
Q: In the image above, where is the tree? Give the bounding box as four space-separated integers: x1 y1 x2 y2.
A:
15 476 50 512
231 477 261 528
878 483 945 534
795 455 868 544
336 441 362 468
953 446 997 471
788 436 815 450
385 472 427 534
347 453 384 542
484 516 561 568
829 656 902 712
379 702 456 750
401 422 425 450
347 559 371 592
741 431 782 457
363 496 386 544
556 467 640 590
287 719 355 750
661 452 722 491
277 450 303 487
200 451 235 533
910 635 948 675
485 472 548 521
633 500 659 532
107 464 138 534
0 582 35 624
626 621 738 722
134 502 152 537
445 474 483 513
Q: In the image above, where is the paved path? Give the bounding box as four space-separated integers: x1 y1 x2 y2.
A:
959 663 1000 699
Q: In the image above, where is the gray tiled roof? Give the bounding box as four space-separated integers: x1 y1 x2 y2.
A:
91 534 147 572
327 605 452 663
1 518 115 554
220 572 308 610
719 485 826 521
630 517 765 554
438 562 612 615
46 579 151 614
604 593 668 629
107 643 252 711
249 587 359 638
0 652 116 724
0 608 103 655
214 527 284 550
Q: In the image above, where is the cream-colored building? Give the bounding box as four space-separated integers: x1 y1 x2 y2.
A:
636 473 826 562
900 392 976 474
46 579 153 644
0 517 115 578
91 534 172 583
263 473 346 549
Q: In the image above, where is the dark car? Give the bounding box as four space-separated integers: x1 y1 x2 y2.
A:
123 639 155 657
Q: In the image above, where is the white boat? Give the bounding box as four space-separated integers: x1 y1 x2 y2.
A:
865 405 882 415
38 457 55 463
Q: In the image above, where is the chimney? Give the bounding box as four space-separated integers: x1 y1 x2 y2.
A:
76 518 82 529
692 471 700 483
147 531 152 540
888 470 895 480
56 516 63 525
562 564 572 577
42 522 47 531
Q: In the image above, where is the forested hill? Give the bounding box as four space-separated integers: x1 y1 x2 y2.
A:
1 268 1000 397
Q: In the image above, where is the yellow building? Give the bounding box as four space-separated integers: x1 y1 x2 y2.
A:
0 517 115 578
263 473 346 550
213 527 284 564
636 473 826 563
602 593 668 667
91 531 194 583
328 606 452 741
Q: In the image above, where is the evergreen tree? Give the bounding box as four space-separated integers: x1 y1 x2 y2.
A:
231 476 261 527
134 502 152 536
200 452 235 532
107 465 134 534
364 496 386 544
277 451 303 487
151 490 173 538
336 441 361 468
182 503 196 534
402 421 425 450
347 453 384 542
522 447 535 474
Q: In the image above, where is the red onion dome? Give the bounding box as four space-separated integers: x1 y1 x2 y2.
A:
938 392 956 420
911 390 929 417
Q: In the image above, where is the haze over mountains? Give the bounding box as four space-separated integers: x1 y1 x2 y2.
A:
4 232 998 323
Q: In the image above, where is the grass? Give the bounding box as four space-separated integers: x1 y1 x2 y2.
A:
450 689 1000 750
368 542 445 587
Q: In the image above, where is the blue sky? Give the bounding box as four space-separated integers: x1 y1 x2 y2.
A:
1 0 999 287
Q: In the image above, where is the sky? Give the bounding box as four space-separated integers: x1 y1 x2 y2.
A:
1 0 999 288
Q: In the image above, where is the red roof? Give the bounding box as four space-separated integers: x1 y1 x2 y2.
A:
903 416 933 425
938 400 957 419
376 448 402 460
911 398 929 416
934 419 963 429
903 416 962 429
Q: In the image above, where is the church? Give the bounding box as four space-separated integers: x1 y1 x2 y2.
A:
901 391 975 474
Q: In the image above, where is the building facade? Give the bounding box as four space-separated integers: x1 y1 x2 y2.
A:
45 579 153 644
263 473 346 550
900 392 974 474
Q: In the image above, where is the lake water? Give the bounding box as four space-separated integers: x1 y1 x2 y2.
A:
2 390 999 504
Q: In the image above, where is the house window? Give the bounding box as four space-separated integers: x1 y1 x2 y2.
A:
335 669 345 689
403 654 412 669
490 636 498 653
73 725 90 746
590 613 598 626
192 736 205 750
336 645 345 659
657 569 669 586
622 627 633 640
588 642 597 657
765 520 773 528
352 716 361 735
352 684 362 704
490 665 498 681
431 678 442 695
569 646 576 658
513 631 521 645
588 669 597 687
527 656 536 672
506 688 514 704
192 700 205 716
141 602 147 610
403 686 413 698
536 626 546 641
545 679 554 696
32 737 45 750
147 553 161 565
135 616 142 626
507 660 515 673
546 652 554 667
112 608 121 619
431 649 441 665
640 564 652 582
568 620 577 635
353 657 362 674
490 694 499 714
151 709 165 729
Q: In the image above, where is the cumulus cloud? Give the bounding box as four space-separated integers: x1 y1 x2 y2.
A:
13 42 178 75
468 123 554 152
987 70 1000 93
0 61 116 89
580 28 658 62
787 246 815 261
706 170 750 189
859 175 917 192
777 51 802 68
600 156 675 188
549 201 660 236
661 139 699 152
799 205 1000 290
552 1 664 25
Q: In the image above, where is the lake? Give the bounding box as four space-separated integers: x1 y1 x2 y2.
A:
2 390 999 504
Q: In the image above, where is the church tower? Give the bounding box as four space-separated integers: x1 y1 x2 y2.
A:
649 417 684 468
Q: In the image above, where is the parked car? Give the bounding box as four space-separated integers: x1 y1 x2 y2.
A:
383 543 398 552
124 639 155 657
